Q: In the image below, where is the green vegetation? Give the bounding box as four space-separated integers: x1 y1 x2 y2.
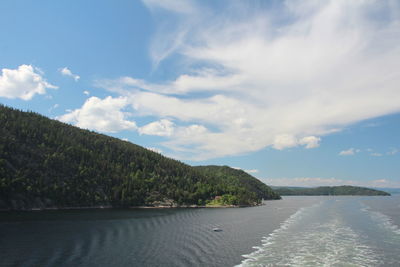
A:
205 195 238 207
195 166 280 206
272 185 390 196
0 105 280 210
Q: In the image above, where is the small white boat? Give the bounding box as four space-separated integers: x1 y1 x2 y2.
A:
212 227 222 232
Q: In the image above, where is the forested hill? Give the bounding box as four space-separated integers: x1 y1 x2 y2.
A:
194 166 280 201
272 185 390 196
0 105 280 210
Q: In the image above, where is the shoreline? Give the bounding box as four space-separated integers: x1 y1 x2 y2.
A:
0 203 266 212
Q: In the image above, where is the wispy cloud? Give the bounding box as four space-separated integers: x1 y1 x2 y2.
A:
81 1 400 160
48 103 59 113
141 0 201 67
339 148 359 156
342 148 399 157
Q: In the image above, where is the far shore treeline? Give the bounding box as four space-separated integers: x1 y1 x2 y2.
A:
272 186 390 196
0 104 280 210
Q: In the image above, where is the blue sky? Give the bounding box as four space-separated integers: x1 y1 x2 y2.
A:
1 0 399 188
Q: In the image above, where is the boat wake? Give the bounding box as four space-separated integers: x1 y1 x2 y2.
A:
361 204 400 235
238 198 400 267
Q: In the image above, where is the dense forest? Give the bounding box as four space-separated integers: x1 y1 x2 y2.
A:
194 166 281 205
272 186 390 196
0 105 280 210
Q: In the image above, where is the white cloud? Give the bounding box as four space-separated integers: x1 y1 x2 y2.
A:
0 64 57 100
146 147 163 154
339 148 388 157
139 119 175 136
83 90 90 95
245 169 259 174
57 96 137 133
60 67 80 81
140 0 201 67
273 134 298 150
368 179 400 188
339 148 357 156
272 135 320 150
105 70 245 95
97 1 400 160
299 136 321 149
264 177 400 188
232 167 259 174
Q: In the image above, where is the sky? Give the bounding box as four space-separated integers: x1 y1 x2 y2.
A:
1 0 400 188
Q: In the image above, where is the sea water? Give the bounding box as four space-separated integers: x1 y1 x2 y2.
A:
239 196 400 266
0 196 399 266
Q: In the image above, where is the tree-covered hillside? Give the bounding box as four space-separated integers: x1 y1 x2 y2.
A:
0 105 279 210
272 185 390 196
195 166 281 204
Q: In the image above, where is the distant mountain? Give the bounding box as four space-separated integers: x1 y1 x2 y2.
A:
272 185 390 196
0 104 279 210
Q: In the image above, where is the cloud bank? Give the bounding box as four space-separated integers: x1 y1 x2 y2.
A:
62 0 400 160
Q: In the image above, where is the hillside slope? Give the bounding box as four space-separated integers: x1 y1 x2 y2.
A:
195 165 281 202
0 105 279 209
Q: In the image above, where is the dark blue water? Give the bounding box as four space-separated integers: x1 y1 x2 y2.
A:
1 196 399 267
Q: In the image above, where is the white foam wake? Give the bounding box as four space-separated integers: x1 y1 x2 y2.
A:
361 204 400 236
237 200 380 267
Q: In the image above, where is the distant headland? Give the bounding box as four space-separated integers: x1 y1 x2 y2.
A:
271 185 390 196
